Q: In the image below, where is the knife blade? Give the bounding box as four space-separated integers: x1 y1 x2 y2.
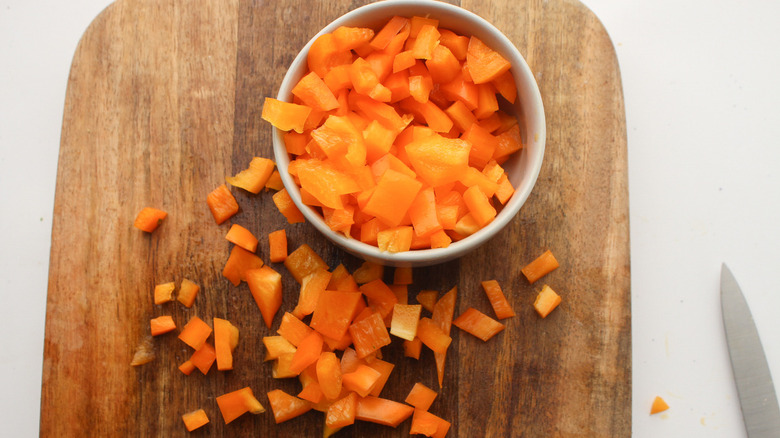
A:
721 263 780 437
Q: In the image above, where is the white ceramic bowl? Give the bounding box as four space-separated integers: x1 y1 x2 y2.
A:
272 0 546 267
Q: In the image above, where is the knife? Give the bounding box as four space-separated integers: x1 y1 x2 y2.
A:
721 263 780 437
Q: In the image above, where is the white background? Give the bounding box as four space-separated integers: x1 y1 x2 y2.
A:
1 0 779 436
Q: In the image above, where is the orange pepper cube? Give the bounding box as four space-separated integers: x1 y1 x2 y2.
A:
225 157 275 194
390 304 422 341
133 207 167 232
363 169 422 227
207 184 239 225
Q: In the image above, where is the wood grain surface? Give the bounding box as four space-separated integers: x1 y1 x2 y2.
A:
41 0 630 436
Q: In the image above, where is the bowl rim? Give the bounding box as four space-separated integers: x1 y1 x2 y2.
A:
272 0 546 267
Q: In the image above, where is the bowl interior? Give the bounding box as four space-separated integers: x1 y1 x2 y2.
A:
272 0 545 267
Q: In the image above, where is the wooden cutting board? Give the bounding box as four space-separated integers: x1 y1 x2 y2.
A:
41 0 630 436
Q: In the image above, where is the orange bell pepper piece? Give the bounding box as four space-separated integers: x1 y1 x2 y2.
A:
534 284 562 318
289 330 324 375
206 184 239 225
176 278 200 308
349 312 392 358
316 351 343 400
325 391 358 429
481 279 516 319
284 243 329 284
222 245 264 286
153 282 175 305
268 229 288 263
355 396 414 427
133 207 167 232
225 224 258 252
453 307 506 341
181 409 209 432
216 387 265 424
521 249 560 284
405 382 437 411
150 315 176 336
466 36 511 84
246 266 283 329
225 157 275 194
178 316 212 351
189 342 216 375
277 312 313 347
213 317 239 371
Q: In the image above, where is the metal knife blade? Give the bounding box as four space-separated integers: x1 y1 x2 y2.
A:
721 263 780 437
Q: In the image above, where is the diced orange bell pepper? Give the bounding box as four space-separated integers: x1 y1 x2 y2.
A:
268 229 288 263
405 382 437 411
333 26 376 51
481 279 516 319
310 290 363 341
521 249 560 284
292 268 332 319
439 29 469 61
150 315 176 336
178 316 212 351
534 284 562 318
222 245 264 286
355 396 414 427
406 134 470 187
416 289 438 312
453 307 505 341
225 157 276 194
316 351 343 400
352 261 385 285
650 396 670 415
359 279 398 319
363 169 422 227
349 312 392 358
216 387 265 424
225 224 258 252
307 33 353 78
432 286 457 387
153 282 175 305
494 173 515 205
207 184 239 225
189 342 216 375
426 45 461 84
289 330 324 375
390 304 422 341
377 226 414 253
181 409 209 432
277 312 313 347
263 336 297 362
292 71 340 111
272 353 297 379
246 266 283 329
262 97 312 134
213 317 239 371
133 207 167 232
416 317 452 353
272 188 306 224
410 408 451 437
284 244 329 284
177 278 200 308
325 391 358 429
297 381 324 404
493 123 523 161
370 16 410 51
462 185 497 227
342 364 382 397
466 36 511 84
411 24 440 60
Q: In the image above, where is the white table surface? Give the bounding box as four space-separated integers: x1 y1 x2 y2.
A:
2 0 779 436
